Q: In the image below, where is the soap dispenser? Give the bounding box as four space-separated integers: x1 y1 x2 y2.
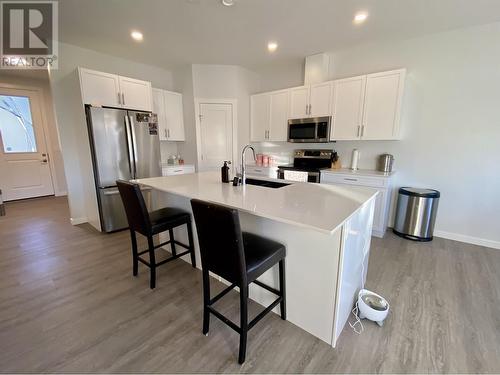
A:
221 161 231 183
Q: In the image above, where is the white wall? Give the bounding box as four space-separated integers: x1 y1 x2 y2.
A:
175 64 260 169
49 42 174 225
253 22 500 247
0 72 67 196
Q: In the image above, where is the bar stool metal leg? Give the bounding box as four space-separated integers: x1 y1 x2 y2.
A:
279 259 286 320
148 236 156 289
130 230 138 277
187 219 196 268
169 229 177 256
202 270 211 335
238 285 249 364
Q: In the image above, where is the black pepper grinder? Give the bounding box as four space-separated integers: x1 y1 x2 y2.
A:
221 161 231 183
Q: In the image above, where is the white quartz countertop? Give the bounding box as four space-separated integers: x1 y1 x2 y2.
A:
135 171 377 235
321 168 394 178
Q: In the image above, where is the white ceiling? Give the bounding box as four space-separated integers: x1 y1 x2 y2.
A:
59 0 500 70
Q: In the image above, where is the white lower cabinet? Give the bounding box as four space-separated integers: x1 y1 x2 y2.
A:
245 165 279 179
321 171 393 237
162 165 195 176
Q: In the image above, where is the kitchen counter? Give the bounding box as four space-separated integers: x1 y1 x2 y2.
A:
321 168 394 177
136 171 377 348
135 171 377 234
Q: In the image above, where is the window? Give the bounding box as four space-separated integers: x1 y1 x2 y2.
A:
0 95 37 153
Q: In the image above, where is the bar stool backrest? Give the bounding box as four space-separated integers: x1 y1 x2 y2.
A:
116 180 151 235
191 199 247 285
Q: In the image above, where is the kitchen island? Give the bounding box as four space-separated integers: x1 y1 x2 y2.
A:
135 171 377 347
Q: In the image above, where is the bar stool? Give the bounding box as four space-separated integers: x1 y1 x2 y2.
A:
190 199 286 364
117 180 196 289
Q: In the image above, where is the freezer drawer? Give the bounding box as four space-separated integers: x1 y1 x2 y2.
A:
98 186 151 232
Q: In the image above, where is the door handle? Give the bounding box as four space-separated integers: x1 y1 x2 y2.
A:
117 92 121 105
41 159 48 164
357 125 361 137
361 125 365 137
125 116 136 178
164 129 167 138
121 93 125 106
167 129 170 138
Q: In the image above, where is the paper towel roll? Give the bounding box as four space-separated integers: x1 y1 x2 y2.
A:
350 149 360 170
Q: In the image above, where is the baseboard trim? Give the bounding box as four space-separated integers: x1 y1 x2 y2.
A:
70 217 87 225
433 230 500 250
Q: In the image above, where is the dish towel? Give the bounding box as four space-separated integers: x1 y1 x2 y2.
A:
284 170 308 182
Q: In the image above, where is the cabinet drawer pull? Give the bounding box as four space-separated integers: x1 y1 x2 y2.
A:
174 169 183 173
344 178 358 181
253 169 262 172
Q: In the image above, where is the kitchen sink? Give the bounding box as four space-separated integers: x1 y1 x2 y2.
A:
245 178 290 189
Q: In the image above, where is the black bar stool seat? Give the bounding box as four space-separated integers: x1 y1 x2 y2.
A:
191 199 286 364
150 207 191 233
243 232 286 283
117 180 196 289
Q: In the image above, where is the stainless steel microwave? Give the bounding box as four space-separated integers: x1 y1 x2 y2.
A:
287 116 331 143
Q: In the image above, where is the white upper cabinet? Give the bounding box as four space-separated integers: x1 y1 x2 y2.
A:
251 68 406 142
118 76 152 111
269 90 289 141
362 69 406 140
164 91 185 141
250 93 271 142
330 75 367 140
78 67 152 112
289 86 310 119
153 88 185 141
309 82 333 117
79 68 121 107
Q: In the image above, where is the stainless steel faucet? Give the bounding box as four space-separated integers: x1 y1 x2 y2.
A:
240 144 256 185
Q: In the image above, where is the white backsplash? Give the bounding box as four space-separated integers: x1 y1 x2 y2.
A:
251 141 396 170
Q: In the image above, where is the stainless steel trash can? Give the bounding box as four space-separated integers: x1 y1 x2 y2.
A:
393 187 440 241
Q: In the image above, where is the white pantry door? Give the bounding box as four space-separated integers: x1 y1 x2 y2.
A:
0 86 54 201
198 103 233 171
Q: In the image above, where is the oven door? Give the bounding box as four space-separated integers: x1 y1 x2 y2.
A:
277 169 320 183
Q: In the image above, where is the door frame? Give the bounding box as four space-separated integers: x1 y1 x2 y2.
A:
194 98 238 172
0 82 64 197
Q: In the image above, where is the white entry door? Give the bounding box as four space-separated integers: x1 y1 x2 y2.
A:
0 87 54 201
198 103 233 171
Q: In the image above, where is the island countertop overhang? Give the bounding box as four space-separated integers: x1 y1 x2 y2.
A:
135 171 377 235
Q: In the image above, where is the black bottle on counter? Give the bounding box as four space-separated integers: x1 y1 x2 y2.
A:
221 161 231 183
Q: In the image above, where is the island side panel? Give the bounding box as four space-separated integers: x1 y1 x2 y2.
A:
332 197 376 347
240 212 342 345
153 190 343 346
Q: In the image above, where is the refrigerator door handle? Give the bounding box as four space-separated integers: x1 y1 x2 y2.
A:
124 115 136 179
128 115 138 179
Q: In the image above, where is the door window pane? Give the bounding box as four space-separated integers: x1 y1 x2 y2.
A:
0 95 37 153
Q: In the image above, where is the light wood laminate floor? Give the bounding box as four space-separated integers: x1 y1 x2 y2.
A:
0 196 499 373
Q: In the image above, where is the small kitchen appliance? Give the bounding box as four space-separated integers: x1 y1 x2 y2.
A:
287 117 331 143
277 149 333 183
377 153 394 173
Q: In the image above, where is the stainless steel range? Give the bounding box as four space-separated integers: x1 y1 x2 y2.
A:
277 149 334 183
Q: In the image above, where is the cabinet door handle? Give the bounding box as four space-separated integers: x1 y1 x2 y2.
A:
121 92 125 105
118 92 121 104
357 125 361 137
167 129 170 138
361 125 365 137
309 104 312 115
344 178 358 182
164 129 167 138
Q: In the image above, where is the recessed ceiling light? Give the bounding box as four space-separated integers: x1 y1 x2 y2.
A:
353 12 368 24
131 30 143 41
221 0 234 6
267 41 278 52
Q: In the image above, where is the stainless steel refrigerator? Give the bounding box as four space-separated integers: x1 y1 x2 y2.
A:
86 106 161 232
